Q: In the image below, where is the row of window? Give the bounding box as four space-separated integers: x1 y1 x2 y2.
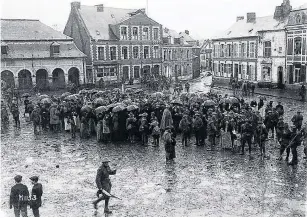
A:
96 45 160 61
96 65 161 79
287 36 307 55
163 48 191 61
213 42 256 58
213 62 256 80
1 44 60 56
120 26 160 41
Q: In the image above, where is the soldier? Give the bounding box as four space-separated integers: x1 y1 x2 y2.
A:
185 82 190 93
291 111 303 130
275 101 284 117
9 175 29 217
93 159 117 214
264 110 275 139
302 122 307 159
240 119 253 155
256 120 268 157
207 115 217 151
11 101 20 128
179 114 190 146
277 123 291 161
31 106 41 135
192 112 203 146
29 176 43 217
139 113 149 146
288 125 303 165
276 116 285 143
163 126 176 161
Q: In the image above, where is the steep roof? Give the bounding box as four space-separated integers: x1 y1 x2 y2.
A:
163 28 180 38
1 41 85 59
1 19 71 41
77 5 138 40
213 15 287 40
293 3 307 11
179 32 196 42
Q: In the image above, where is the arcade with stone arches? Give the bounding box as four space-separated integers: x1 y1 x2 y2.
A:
1 66 82 90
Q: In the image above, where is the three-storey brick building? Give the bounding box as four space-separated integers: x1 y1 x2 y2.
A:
162 28 194 80
64 2 163 85
286 3 307 87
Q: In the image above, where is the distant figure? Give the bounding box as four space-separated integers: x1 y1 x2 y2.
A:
299 84 306 101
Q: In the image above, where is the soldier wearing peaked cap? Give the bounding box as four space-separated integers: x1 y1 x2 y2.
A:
29 176 43 217
10 175 29 217
93 159 117 214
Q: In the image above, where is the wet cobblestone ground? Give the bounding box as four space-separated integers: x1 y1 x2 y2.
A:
1 77 307 217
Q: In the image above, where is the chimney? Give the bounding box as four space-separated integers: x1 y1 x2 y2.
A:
164 28 169 33
274 6 282 20
96 4 104 12
236 16 244 22
140 8 146 14
180 36 185 45
185 30 189 35
246 12 256 23
71 1 80 9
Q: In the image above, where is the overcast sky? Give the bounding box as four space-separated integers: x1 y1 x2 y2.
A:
1 0 306 39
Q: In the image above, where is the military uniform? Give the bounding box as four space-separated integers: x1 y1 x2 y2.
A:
241 121 253 155
94 161 116 213
256 122 268 156
10 176 29 217
278 126 291 161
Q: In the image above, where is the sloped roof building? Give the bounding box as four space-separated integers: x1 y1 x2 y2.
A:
64 2 163 84
1 19 85 90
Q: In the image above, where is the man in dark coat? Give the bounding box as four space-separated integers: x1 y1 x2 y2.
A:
278 123 291 161
93 160 117 214
9 175 29 217
275 102 284 117
288 126 303 165
291 111 303 130
29 176 43 217
192 113 203 146
240 119 253 155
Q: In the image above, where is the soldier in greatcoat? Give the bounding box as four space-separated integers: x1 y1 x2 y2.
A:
93 160 117 214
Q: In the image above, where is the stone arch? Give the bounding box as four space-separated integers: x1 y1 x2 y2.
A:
1 70 15 88
36 69 49 90
18 69 33 89
68 67 80 86
52 68 65 89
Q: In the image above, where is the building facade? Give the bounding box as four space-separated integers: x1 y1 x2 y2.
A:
162 28 194 80
1 19 85 90
200 39 213 71
64 2 163 85
286 3 307 87
212 0 291 86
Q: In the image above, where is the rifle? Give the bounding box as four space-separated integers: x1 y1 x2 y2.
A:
285 129 303 150
96 189 122 200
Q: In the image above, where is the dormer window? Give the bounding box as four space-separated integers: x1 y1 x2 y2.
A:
50 42 60 56
1 45 8 55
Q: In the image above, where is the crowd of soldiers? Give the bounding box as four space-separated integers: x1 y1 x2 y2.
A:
2 81 307 217
1 84 306 165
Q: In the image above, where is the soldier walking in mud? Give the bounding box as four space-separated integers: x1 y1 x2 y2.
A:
93 159 117 214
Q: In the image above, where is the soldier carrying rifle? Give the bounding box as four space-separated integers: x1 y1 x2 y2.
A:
93 159 117 214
